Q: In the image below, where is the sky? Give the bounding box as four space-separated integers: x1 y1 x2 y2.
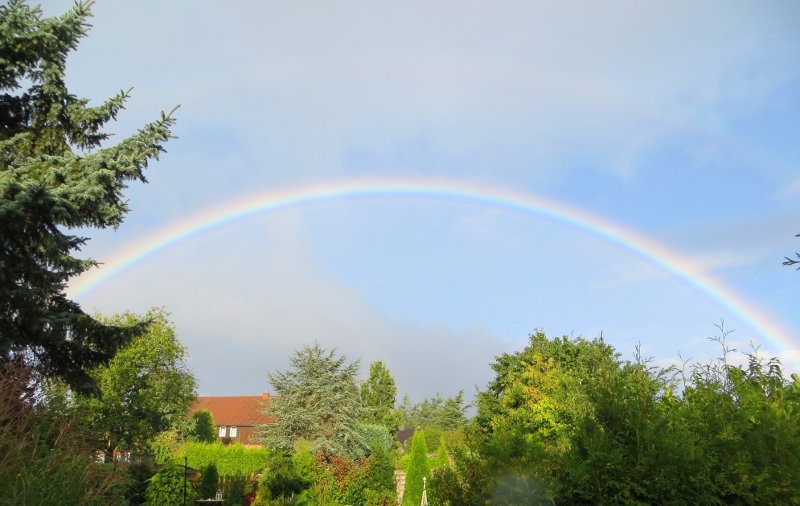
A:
37 0 800 402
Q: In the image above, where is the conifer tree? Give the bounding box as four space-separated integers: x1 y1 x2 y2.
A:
368 438 396 495
434 435 449 470
198 464 220 500
360 359 400 433
0 1 177 393
259 342 367 458
402 429 430 505
191 409 216 443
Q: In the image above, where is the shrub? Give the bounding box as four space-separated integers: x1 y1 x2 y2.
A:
151 429 181 464
0 361 127 505
222 475 249 506
257 451 311 502
428 464 468 506
144 462 196 506
354 423 394 456
173 442 272 477
198 464 220 499
123 461 156 505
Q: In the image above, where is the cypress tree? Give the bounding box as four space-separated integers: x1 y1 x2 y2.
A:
192 409 217 443
402 429 430 505
198 464 220 500
434 434 449 470
0 1 177 393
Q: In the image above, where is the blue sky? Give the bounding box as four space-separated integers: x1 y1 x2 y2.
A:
40 0 800 401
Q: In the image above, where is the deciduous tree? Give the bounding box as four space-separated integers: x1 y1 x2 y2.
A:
76 308 196 457
0 0 177 394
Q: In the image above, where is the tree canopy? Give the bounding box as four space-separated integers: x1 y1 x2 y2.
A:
0 0 177 394
259 342 367 459
399 391 468 432
74 308 196 455
360 359 400 432
432 329 800 505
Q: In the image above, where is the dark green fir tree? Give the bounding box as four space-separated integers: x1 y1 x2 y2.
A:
0 1 177 393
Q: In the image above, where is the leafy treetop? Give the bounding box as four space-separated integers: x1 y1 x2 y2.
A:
73 308 197 454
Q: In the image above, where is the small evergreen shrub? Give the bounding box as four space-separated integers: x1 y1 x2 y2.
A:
198 463 220 499
144 462 196 506
123 461 156 505
222 475 249 506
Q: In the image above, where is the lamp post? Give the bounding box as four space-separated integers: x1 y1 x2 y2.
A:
183 456 188 506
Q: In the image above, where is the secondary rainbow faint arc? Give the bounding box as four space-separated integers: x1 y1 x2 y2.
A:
67 177 796 358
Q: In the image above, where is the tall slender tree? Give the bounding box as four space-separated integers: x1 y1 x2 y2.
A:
402 429 430 505
0 0 177 394
360 359 400 432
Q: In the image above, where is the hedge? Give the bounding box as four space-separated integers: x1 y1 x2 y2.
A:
173 442 272 477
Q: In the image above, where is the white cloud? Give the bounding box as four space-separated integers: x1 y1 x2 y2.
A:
41 0 799 185
776 176 800 199
77 210 505 401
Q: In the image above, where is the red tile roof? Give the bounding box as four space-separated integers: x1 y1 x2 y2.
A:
189 394 276 426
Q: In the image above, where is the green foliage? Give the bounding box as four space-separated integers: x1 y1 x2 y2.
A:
75 308 197 455
434 435 450 469
361 360 400 433
0 361 127 505
399 391 468 432
260 342 367 459
340 438 397 506
428 463 469 506
365 439 398 505
192 409 216 443
123 461 156 506
174 442 272 478
144 462 196 506
465 328 800 504
150 428 182 465
222 475 249 506
402 430 430 505
354 422 394 456
198 464 220 499
0 0 177 394
257 451 311 502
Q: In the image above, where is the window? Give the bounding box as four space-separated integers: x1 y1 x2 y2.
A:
218 426 226 437
229 426 238 438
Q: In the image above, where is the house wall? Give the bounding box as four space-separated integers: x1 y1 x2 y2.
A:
215 425 261 445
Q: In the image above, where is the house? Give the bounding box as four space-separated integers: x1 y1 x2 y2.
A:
395 427 416 450
189 393 276 446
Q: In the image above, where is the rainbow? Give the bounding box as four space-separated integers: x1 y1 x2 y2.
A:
67 177 797 362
